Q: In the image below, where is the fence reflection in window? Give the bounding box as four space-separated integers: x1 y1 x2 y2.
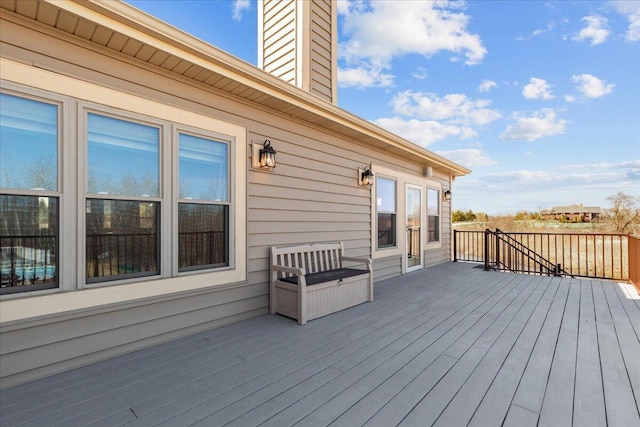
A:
0 195 58 293
86 199 159 282
178 203 229 271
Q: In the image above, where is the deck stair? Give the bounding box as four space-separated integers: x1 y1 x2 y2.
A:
485 228 574 277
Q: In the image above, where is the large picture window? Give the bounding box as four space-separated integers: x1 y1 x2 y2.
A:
85 112 161 282
1 80 244 297
1 93 60 294
377 176 397 249
428 188 440 243
178 132 229 271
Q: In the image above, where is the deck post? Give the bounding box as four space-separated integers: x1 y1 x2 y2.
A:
484 229 490 271
453 230 458 262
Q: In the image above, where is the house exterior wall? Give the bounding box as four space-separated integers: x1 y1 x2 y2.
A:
0 9 454 388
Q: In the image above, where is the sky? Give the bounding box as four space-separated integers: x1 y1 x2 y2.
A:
126 0 639 215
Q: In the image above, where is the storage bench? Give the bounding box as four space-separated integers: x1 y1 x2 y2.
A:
270 242 373 324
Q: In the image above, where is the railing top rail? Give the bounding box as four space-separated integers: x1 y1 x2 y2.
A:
490 229 628 238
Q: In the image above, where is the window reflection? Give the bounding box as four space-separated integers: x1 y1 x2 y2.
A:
86 199 159 282
0 195 58 293
0 93 58 191
428 188 440 242
377 177 397 248
178 133 228 201
87 113 159 197
178 203 228 271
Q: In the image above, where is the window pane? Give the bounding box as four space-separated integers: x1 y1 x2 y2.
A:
377 177 396 212
179 133 228 201
1 195 58 294
86 199 159 282
87 113 159 197
178 203 229 271
377 213 396 248
0 93 58 190
428 215 440 242
428 188 439 216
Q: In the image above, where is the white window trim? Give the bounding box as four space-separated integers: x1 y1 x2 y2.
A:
0 59 247 309
0 82 76 296
371 164 445 261
78 102 167 287
426 183 443 249
375 173 399 253
172 124 236 277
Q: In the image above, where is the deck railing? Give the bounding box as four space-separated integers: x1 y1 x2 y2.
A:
454 229 630 281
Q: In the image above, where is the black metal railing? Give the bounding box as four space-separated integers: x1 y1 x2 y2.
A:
485 229 572 277
454 229 629 280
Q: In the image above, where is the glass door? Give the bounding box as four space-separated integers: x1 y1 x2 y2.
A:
406 185 422 272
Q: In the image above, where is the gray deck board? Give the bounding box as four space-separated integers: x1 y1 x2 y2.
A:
538 278 580 427
573 279 608 427
1 262 639 427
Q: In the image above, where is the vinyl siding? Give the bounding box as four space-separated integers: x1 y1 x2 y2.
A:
309 0 334 102
261 0 297 85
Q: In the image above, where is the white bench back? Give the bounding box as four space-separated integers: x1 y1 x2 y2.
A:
271 242 344 278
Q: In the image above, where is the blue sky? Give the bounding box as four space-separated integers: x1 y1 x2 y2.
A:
127 0 639 215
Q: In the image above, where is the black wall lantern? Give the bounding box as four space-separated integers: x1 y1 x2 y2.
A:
252 140 277 170
259 140 276 169
358 166 374 187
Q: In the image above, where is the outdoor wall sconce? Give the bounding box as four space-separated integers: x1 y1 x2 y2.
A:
358 166 374 187
252 140 277 170
443 189 452 201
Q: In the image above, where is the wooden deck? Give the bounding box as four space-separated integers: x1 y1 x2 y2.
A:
1 262 639 427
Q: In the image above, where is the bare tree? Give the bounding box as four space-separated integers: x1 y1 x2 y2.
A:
603 191 640 233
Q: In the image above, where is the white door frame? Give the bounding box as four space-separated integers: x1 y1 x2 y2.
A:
404 183 424 273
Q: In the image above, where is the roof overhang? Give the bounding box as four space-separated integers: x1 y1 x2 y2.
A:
0 0 471 177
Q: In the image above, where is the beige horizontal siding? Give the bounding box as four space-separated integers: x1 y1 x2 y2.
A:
0 285 267 388
374 256 403 282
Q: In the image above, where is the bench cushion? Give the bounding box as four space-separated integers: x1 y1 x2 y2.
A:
280 268 368 286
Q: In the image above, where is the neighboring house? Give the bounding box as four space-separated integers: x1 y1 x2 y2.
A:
0 0 469 388
540 205 602 222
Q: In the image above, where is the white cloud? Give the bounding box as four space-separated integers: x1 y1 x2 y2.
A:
500 108 568 141
435 148 497 168
478 79 497 93
610 0 640 42
374 117 476 148
337 64 394 88
412 67 428 80
231 0 250 21
522 77 554 100
390 90 502 126
338 0 486 88
571 73 614 98
572 15 610 45
518 21 556 40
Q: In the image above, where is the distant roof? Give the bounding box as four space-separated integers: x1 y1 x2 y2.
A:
550 205 602 214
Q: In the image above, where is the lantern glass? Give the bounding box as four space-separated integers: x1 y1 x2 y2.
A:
259 141 276 169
